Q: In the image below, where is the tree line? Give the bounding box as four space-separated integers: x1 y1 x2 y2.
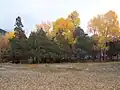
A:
0 10 120 64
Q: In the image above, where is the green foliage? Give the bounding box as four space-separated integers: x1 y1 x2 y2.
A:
74 27 94 59
27 28 62 63
8 16 27 63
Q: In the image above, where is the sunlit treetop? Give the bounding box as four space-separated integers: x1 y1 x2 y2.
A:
53 18 74 34
68 10 80 28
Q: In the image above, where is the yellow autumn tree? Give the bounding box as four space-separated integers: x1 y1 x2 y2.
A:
0 32 15 60
53 17 74 44
104 10 120 40
0 32 15 49
53 11 80 45
88 10 120 51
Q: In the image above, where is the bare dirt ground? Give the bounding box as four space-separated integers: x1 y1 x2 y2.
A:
0 62 120 90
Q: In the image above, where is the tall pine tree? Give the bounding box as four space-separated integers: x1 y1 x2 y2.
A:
10 16 27 63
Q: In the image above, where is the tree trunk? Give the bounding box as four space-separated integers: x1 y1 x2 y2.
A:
103 50 106 61
100 50 103 62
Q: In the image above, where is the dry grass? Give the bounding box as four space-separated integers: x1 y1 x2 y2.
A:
0 62 120 90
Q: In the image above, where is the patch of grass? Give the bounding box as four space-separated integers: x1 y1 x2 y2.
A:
6 61 120 73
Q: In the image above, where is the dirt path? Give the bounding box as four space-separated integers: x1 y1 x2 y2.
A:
0 62 120 90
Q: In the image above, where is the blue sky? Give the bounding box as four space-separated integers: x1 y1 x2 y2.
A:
0 0 120 36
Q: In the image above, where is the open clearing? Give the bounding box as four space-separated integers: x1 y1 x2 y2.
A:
0 62 120 90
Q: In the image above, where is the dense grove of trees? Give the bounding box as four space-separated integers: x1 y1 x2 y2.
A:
0 10 120 63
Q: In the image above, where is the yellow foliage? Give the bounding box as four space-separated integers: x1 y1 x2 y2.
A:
0 32 15 49
35 11 80 45
5 32 15 39
88 10 120 50
68 10 80 28
53 10 81 45
104 10 120 39
53 18 74 33
53 17 75 44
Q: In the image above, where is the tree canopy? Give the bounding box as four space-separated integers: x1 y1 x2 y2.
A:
1 10 120 63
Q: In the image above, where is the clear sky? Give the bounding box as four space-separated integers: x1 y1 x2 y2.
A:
0 0 120 36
